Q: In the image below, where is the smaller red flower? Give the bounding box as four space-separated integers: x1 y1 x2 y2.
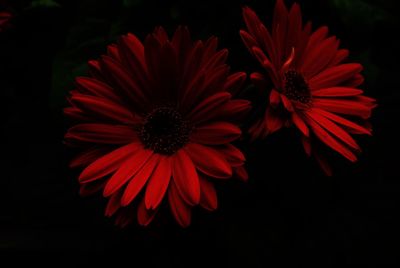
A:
241 0 376 175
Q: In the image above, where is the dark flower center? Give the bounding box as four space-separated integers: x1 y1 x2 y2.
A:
140 107 191 155
283 70 312 104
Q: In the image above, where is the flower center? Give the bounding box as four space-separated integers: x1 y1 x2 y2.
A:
140 107 191 155
283 70 311 104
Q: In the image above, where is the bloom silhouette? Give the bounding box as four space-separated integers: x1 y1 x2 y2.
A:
65 26 250 227
241 0 376 175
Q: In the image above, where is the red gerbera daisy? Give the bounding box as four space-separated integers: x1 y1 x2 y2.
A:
65 26 250 227
240 0 376 175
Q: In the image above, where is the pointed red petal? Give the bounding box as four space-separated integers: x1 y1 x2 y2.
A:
309 63 363 90
185 143 232 179
105 190 123 217
137 198 158 226
168 181 192 227
313 98 372 119
145 156 172 210
312 87 363 97
199 177 218 211
172 149 200 206
65 124 137 144
79 143 141 183
306 111 360 151
120 154 160 206
103 149 153 197
219 144 245 167
311 108 371 135
190 122 241 145
292 112 309 137
303 115 357 162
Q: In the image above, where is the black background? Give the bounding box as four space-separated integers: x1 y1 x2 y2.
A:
1 0 399 266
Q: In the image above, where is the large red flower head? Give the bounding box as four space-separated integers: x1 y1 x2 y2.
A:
240 0 376 175
65 26 250 227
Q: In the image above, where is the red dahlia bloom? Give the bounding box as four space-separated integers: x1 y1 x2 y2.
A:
65 26 250 227
240 0 376 175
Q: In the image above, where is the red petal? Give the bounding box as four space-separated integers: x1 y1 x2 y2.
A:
309 63 363 90
71 94 136 124
328 49 349 67
185 143 232 179
312 87 363 97
119 153 160 206
311 108 371 135
64 106 92 122
200 64 230 99
286 3 302 57
249 118 268 141
190 122 241 145
144 34 162 83
234 165 249 182
306 111 360 151
101 56 148 110
252 46 270 66
202 37 219 62
145 156 172 210
118 33 148 89
172 149 200 206
107 44 120 61
303 115 357 162
103 149 153 197
79 143 141 183
157 41 179 98
280 94 294 112
312 98 372 119
292 112 309 137
105 190 123 217
270 90 281 107
240 30 258 54
199 177 218 211
153 26 169 44
301 136 312 156
75 77 121 104
203 48 228 70
302 37 338 78
250 72 268 91
79 180 106 197
137 198 158 226
70 147 108 168
342 74 364 87
265 107 285 134
302 26 329 62
65 124 137 144
219 144 245 167
223 72 247 95
207 99 251 122
314 150 333 176
187 92 231 124
172 26 193 68
168 181 192 227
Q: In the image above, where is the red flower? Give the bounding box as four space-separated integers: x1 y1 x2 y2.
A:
240 0 376 175
65 26 250 227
